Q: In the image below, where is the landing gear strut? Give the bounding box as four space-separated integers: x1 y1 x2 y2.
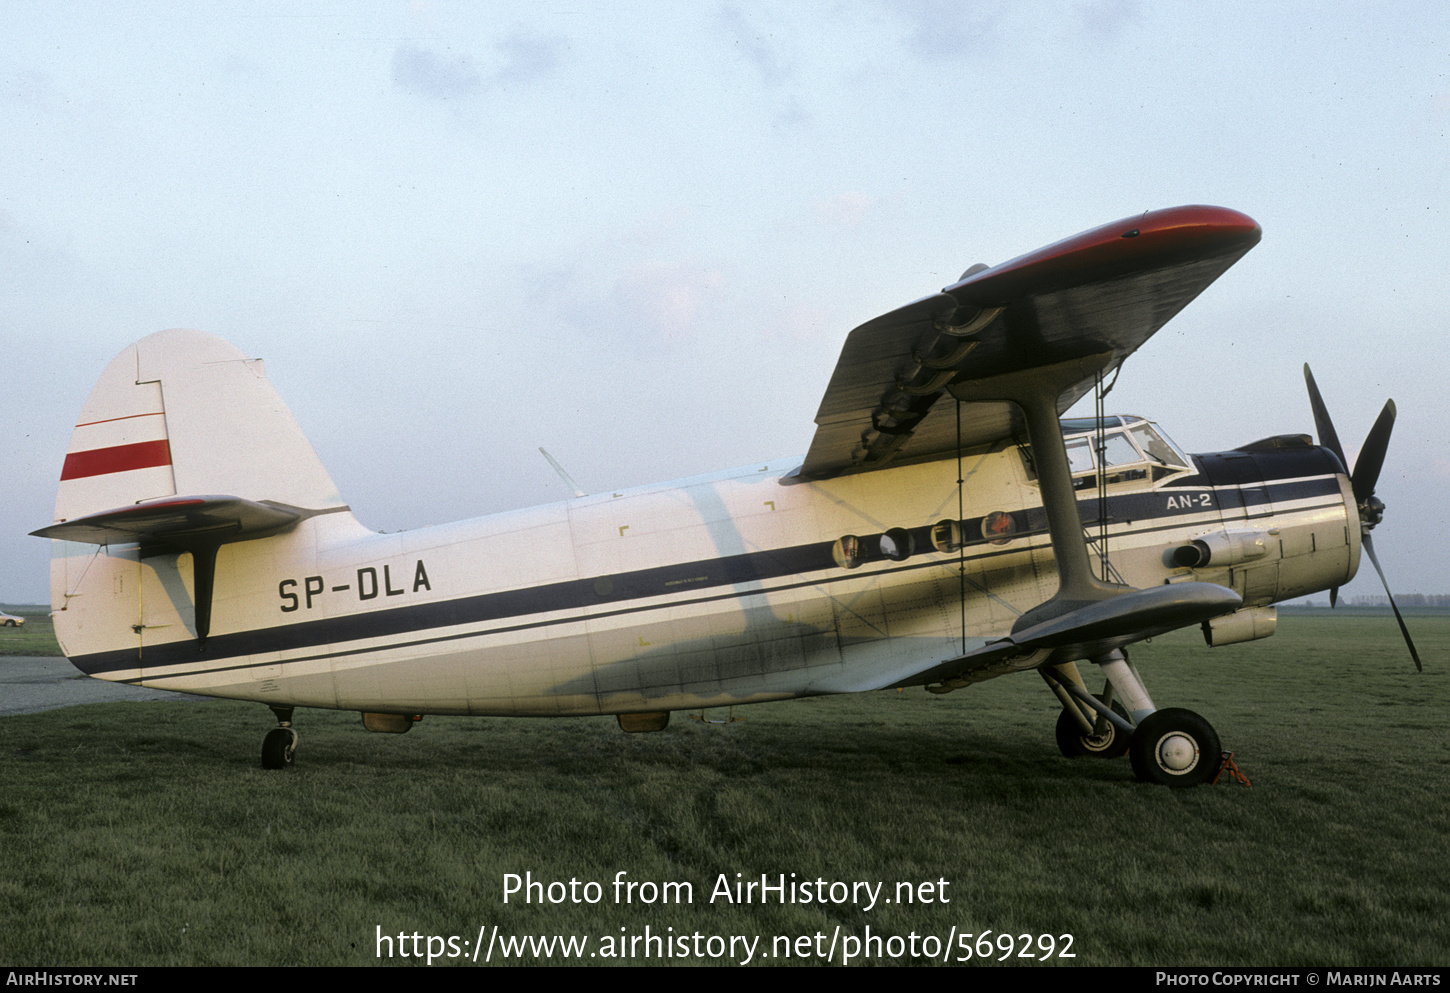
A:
1054 694 1130 759
1047 653 1222 787
1041 661 1134 760
261 706 298 770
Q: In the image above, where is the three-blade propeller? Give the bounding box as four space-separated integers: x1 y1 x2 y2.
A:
1303 365 1422 671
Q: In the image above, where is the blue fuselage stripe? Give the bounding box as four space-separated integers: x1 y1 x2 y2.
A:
74 467 1344 679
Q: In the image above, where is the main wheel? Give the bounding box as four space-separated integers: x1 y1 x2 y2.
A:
1129 708 1220 787
1055 695 1130 758
261 727 298 769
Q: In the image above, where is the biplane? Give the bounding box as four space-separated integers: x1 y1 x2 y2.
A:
35 205 1418 785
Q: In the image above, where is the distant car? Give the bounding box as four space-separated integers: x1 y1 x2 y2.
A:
0 611 24 627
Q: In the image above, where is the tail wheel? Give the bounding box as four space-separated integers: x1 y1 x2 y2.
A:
1055 694 1130 759
261 727 298 769
1129 708 1221 787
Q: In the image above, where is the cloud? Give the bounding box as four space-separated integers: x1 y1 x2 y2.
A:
771 302 836 341
392 45 483 101
391 30 567 101
888 0 1003 62
491 30 567 89
612 261 726 341
3 68 62 111
521 256 727 345
814 191 876 228
1078 0 1142 39
718 5 791 88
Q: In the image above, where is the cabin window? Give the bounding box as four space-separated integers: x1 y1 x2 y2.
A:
931 519 961 553
832 535 865 569
879 528 914 561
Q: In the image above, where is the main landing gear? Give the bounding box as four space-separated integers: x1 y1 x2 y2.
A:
1043 651 1222 787
1128 708 1221 787
261 706 298 769
1054 693 1130 759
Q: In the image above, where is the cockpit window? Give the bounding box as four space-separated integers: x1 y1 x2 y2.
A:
1062 430 1141 472
1129 422 1189 469
1099 432 1141 468
1020 416 1192 483
1065 437 1094 474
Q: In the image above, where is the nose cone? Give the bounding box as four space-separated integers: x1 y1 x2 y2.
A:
1362 494 1386 529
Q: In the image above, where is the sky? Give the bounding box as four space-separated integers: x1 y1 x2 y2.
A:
2 1 1447 609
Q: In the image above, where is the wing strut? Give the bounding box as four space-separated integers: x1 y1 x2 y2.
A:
901 352 1245 689
954 398 968 656
1092 368 1112 581
950 352 1128 631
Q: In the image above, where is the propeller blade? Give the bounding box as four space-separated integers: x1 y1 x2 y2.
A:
1362 533 1423 672
1303 364 1348 472
1352 399 1396 506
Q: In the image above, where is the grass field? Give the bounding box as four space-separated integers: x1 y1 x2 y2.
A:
1 613 1446 967
0 607 60 657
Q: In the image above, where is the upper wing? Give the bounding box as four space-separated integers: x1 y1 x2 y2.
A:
797 205 1262 480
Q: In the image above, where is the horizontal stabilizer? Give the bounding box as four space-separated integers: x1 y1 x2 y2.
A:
32 495 307 547
906 583 1243 688
34 495 339 647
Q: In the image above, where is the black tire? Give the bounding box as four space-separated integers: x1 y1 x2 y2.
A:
261 728 297 770
1129 708 1221 787
1055 694 1131 759
3 620 15 627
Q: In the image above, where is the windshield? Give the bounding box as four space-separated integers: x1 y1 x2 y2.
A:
1128 422 1189 468
1031 416 1191 480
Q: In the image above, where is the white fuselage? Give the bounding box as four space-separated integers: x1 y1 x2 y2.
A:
51 428 1358 718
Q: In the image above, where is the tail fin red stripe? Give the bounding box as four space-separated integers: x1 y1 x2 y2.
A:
60 440 173 481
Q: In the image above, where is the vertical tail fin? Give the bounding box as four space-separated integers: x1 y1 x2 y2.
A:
54 328 346 522
40 329 362 660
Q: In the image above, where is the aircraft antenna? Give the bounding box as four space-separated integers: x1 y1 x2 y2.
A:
539 448 587 498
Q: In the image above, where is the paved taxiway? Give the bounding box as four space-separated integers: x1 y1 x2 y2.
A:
1 656 207 716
